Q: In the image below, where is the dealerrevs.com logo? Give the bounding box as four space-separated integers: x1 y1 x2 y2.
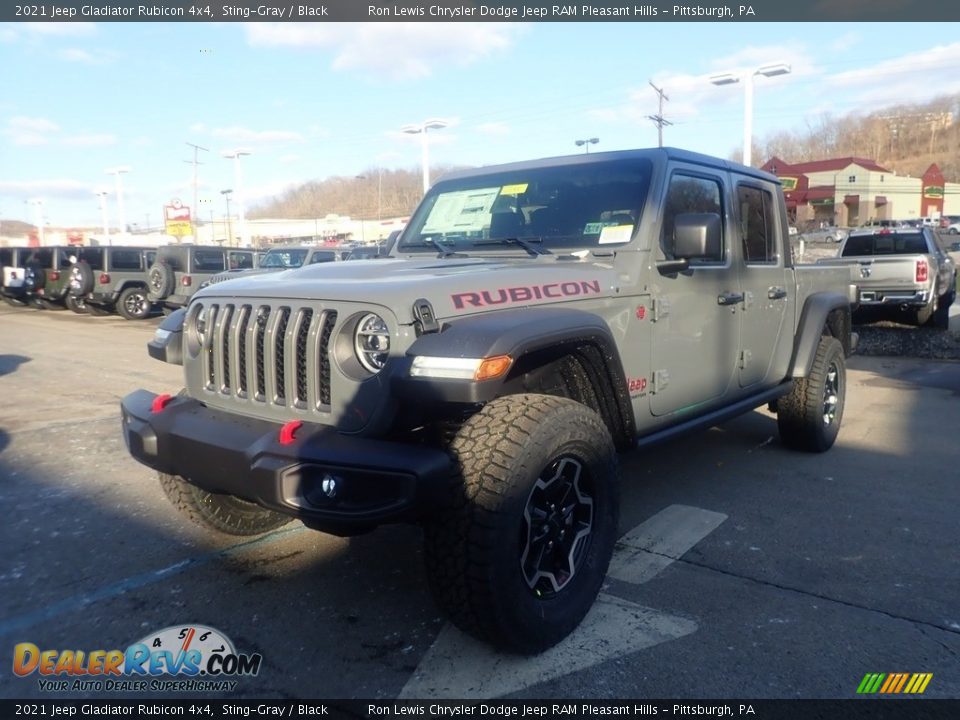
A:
13 624 262 692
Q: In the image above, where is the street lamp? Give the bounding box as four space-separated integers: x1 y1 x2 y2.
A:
710 63 791 167
575 137 599 153
105 166 130 239
221 189 233 246
94 190 110 244
401 119 449 194
222 149 252 246
28 198 45 245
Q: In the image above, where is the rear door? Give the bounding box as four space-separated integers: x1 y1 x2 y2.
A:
734 181 791 388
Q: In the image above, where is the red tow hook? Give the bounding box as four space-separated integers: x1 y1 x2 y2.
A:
151 394 174 414
279 420 303 446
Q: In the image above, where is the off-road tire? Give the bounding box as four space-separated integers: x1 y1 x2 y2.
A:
777 336 845 453
38 298 65 311
3 295 27 307
64 293 89 314
147 262 175 301
159 472 292 536
24 264 45 292
117 286 152 320
930 290 954 330
423 394 619 654
69 262 94 297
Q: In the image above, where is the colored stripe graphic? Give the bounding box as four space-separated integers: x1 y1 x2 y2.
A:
857 672 932 694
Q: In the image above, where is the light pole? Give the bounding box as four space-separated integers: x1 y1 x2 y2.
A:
710 63 791 167
95 191 110 244
105 166 130 239
222 149 251 246
575 137 599 154
29 199 45 245
220 189 233 246
401 119 449 194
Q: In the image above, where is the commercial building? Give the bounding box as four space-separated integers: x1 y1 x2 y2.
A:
760 156 960 227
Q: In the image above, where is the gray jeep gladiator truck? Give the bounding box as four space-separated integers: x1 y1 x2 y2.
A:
122 148 856 653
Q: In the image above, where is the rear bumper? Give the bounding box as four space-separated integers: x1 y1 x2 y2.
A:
120 390 452 535
857 289 929 306
86 290 120 306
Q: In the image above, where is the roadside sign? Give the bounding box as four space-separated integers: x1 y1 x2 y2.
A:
164 199 193 238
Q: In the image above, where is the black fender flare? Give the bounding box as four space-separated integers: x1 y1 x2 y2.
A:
789 292 851 378
393 307 635 444
147 307 187 365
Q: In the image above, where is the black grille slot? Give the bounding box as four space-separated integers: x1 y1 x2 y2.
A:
236 305 250 395
295 309 313 406
318 311 337 407
220 305 234 392
255 306 268 399
274 307 291 401
204 304 219 389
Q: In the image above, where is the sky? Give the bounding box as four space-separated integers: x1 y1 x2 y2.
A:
2 20 960 229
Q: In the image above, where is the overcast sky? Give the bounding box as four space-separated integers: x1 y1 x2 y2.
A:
2 21 959 228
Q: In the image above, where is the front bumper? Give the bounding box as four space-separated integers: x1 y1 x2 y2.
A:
121 390 452 535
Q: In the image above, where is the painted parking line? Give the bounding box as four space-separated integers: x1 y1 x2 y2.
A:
0 525 305 638
399 594 697 700
400 504 727 700
608 504 728 585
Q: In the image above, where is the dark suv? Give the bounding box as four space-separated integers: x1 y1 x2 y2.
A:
147 245 256 312
21 246 75 309
67 246 158 319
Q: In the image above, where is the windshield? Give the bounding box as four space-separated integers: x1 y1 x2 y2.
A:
399 158 652 254
261 249 308 268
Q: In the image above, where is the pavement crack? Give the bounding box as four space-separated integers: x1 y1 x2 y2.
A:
643 549 960 638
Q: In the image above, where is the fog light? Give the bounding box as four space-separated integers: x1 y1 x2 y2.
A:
320 474 339 498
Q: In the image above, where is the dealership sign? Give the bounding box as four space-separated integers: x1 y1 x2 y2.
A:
164 199 193 237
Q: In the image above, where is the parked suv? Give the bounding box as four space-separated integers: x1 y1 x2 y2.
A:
0 247 32 306
124 147 856 654
147 245 256 311
21 246 75 309
67 245 158 319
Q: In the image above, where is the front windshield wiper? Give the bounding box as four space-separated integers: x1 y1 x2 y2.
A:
471 237 551 256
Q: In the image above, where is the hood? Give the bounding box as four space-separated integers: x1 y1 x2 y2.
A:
194 256 618 323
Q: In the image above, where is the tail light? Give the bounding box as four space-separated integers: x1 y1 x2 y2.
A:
181 275 192 287
99 273 111 284
916 259 928 283
49 271 60 281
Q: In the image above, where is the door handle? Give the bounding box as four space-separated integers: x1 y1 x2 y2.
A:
717 292 744 306
767 286 788 300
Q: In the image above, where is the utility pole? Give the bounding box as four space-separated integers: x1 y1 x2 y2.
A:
184 142 209 236
647 81 673 147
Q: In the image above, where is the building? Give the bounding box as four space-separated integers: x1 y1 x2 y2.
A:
760 156 960 227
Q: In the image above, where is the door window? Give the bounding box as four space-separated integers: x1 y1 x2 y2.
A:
661 174 725 265
737 185 778 264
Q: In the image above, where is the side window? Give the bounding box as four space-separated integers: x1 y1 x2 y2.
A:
737 185 778 264
227 251 253 269
661 174 724 265
78 247 104 270
0 249 12 265
36 249 54 268
110 250 142 271
191 250 226 272
145 251 157 267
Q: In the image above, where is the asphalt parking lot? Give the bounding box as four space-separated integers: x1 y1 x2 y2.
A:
1 305 958 701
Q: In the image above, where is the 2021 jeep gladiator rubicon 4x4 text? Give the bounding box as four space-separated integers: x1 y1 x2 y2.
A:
122 148 857 653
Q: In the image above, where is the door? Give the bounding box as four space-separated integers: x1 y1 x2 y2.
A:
735 183 790 388
650 170 742 417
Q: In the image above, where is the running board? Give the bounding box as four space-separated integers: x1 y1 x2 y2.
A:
635 381 793 450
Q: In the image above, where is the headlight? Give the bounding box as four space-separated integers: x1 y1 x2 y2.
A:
195 305 209 345
354 313 390 373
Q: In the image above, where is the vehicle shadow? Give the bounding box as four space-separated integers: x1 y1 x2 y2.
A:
0 354 30 377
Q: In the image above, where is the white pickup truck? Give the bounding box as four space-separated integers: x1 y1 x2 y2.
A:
818 227 956 328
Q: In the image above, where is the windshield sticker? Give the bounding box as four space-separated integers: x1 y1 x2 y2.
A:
500 183 528 196
598 224 634 244
423 188 500 234
584 223 603 235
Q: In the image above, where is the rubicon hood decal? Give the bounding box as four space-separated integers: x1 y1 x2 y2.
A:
452 280 602 309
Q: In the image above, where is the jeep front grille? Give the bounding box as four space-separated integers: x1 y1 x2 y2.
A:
201 303 337 411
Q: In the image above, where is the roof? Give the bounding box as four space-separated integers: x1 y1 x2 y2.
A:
764 157 892 175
